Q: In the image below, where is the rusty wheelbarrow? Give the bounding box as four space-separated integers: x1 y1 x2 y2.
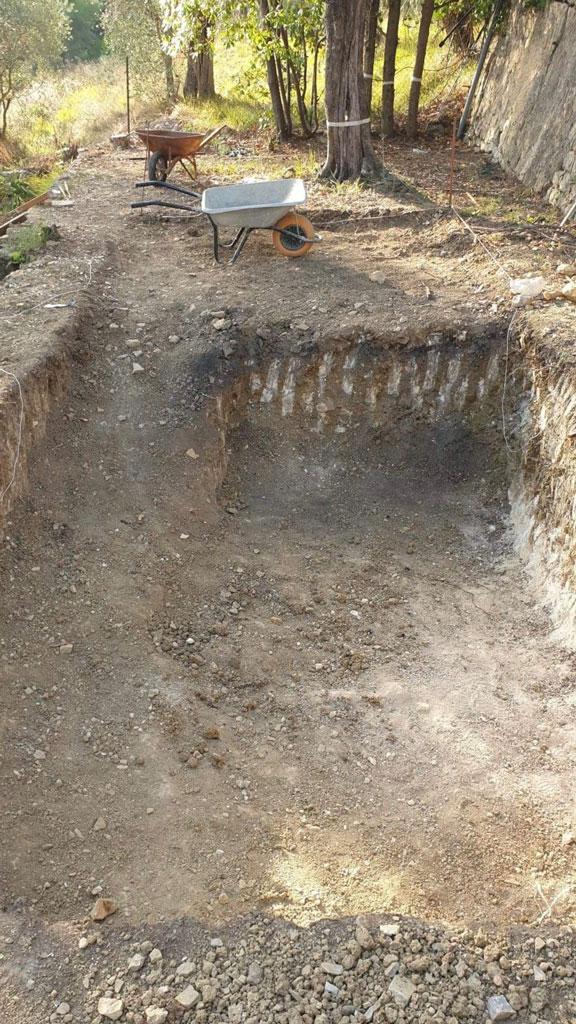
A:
135 125 226 182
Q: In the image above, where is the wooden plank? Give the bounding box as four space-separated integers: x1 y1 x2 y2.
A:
0 190 51 236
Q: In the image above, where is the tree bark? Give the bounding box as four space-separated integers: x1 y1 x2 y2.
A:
407 0 435 139
183 45 198 99
260 0 290 138
321 0 378 181
197 22 215 98
162 52 177 103
381 0 400 137
363 0 380 116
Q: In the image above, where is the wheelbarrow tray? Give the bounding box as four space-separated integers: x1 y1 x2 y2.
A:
201 178 307 229
135 125 224 159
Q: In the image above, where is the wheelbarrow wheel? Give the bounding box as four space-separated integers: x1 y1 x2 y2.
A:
149 151 168 182
272 213 314 258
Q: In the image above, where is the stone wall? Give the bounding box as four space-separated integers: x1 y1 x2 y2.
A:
471 5 576 212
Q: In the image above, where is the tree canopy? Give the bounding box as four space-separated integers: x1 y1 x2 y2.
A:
0 0 70 135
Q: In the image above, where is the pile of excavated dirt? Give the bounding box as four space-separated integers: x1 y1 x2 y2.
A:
9 911 576 1024
1 139 576 1024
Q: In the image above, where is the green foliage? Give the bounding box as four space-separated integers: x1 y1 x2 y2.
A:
0 173 35 210
65 0 105 62
0 223 56 268
0 0 70 134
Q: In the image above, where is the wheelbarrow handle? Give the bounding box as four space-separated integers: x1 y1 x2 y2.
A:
131 199 203 213
134 180 201 200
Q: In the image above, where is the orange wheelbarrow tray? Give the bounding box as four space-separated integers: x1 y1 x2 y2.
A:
135 125 226 181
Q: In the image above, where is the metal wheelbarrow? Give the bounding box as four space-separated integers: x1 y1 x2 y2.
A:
131 177 319 264
135 125 226 182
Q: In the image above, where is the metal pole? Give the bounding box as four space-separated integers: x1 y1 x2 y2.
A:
457 0 504 141
448 117 457 207
560 195 576 229
126 55 131 137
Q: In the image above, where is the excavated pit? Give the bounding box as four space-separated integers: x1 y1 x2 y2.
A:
3 322 576 942
155 330 575 926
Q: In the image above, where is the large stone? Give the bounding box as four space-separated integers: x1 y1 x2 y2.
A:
486 995 516 1021
388 975 416 1007
145 1009 168 1024
128 953 145 972
175 959 195 977
175 985 200 1009
97 997 124 1021
91 897 117 921
321 961 344 976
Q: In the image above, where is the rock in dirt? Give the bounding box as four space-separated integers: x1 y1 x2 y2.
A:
321 961 344 975
380 923 400 937
97 996 124 1020
175 959 195 977
175 984 200 1009
91 897 117 921
247 962 263 984
127 952 146 972
486 994 516 1021
145 1009 167 1024
388 975 416 1007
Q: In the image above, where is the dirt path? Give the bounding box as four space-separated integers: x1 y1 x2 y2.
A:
1 140 576 1022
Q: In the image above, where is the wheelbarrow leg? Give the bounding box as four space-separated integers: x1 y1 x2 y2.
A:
209 218 220 262
230 228 252 265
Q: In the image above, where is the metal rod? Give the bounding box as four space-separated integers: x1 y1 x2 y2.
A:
457 0 504 141
439 4 476 48
134 180 201 198
126 55 131 136
448 117 457 207
560 196 576 229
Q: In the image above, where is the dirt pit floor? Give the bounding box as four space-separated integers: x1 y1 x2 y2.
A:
2 137 576 1023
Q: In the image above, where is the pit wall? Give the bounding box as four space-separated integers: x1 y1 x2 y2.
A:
470 6 576 211
510 332 576 646
208 329 576 648
0 287 99 534
203 331 505 495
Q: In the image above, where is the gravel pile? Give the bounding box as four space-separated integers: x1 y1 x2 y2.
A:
39 914 575 1024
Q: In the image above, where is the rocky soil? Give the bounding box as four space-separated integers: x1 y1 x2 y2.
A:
10 910 576 1024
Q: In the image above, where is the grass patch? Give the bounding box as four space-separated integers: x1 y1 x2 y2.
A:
0 222 57 278
7 57 156 161
172 95 269 135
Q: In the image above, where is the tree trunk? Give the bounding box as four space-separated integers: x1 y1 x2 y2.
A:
0 70 12 137
183 45 198 99
363 0 380 116
162 52 177 103
381 0 400 137
197 49 215 98
197 22 215 98
260 0 290 138
407 0 435 139
321 0 378 181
